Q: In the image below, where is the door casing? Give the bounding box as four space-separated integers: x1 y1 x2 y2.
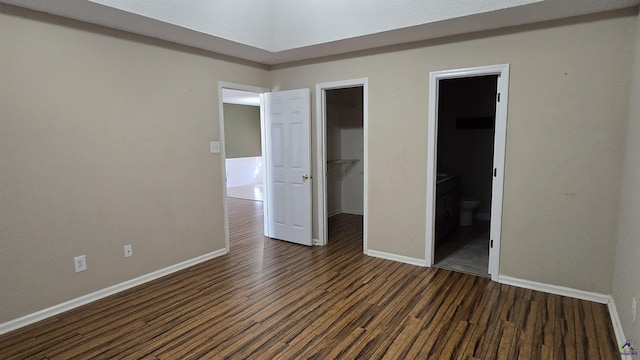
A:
315 78 369 252
425 64 510 281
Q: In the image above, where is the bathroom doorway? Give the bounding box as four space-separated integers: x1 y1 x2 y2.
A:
433 75 497 277
426 64 509 281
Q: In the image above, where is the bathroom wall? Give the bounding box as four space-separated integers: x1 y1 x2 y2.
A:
437 76 498 218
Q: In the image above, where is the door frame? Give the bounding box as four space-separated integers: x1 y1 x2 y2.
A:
315 78 369 252
218 81 270 251
425 64 509 281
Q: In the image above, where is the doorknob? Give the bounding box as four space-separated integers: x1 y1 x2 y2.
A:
302 174 311 181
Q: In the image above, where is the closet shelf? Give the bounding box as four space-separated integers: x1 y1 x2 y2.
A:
327 159 360 179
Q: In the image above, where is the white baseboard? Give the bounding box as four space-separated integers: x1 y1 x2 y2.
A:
328 209 364 217
498 275 609 304
608 296 632 359
0 248 228 335
328 209 342 217
499 276 630 358
366 249 426 267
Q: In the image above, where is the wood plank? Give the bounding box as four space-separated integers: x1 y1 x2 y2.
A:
0 198 620 359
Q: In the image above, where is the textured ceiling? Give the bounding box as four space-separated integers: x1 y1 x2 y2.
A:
2 0 638 65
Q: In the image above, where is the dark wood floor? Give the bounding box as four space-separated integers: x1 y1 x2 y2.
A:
0 198 619 359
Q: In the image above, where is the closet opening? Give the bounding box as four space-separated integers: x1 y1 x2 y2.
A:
325 87 364 248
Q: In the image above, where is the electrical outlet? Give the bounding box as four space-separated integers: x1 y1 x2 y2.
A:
74 255 87 272
633 297 637 323
124 244 132 257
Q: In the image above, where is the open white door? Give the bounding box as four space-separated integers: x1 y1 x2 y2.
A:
264 88 312 246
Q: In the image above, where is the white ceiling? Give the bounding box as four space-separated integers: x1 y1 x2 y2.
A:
2 0 638 65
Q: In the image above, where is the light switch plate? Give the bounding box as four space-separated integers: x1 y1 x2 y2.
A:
210 141 221 154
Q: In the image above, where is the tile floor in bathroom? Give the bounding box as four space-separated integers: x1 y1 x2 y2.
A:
435 220 490 278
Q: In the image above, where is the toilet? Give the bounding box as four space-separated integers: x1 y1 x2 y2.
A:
459 198 481 226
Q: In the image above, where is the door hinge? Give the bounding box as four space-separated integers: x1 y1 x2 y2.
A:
497 93 501 102
493 168 497 177
490 240 494 248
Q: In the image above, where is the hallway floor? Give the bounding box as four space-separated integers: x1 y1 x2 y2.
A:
227 183 263 201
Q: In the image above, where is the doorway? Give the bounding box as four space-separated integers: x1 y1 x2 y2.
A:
316 79 369 251
219 82 270 251
222 89 264 202
220 83 314 248
325 87 364 247
433 75 497 278
426 65 509 281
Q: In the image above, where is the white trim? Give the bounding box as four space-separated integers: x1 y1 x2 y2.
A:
0 249 228 335
498 275 609 304
489 65 510 281
608 296 632 359
426 64 509 282
218 82 270 246
342 209 364 216
500 275 630 357
367 250 427 267
315 78 369 254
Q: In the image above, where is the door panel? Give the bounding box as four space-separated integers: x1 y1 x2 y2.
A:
264 88 312 246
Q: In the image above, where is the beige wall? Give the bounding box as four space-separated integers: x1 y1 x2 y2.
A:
223 103 262 158
271 10 636 294
612 9 640 346
0 5 269 322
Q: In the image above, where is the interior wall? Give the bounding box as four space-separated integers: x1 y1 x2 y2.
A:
340 125 364 215
270 9 635 294
223 103 262 159
612 8 640 346
437 76 497 217
326 104 342 216
0 5 269 323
